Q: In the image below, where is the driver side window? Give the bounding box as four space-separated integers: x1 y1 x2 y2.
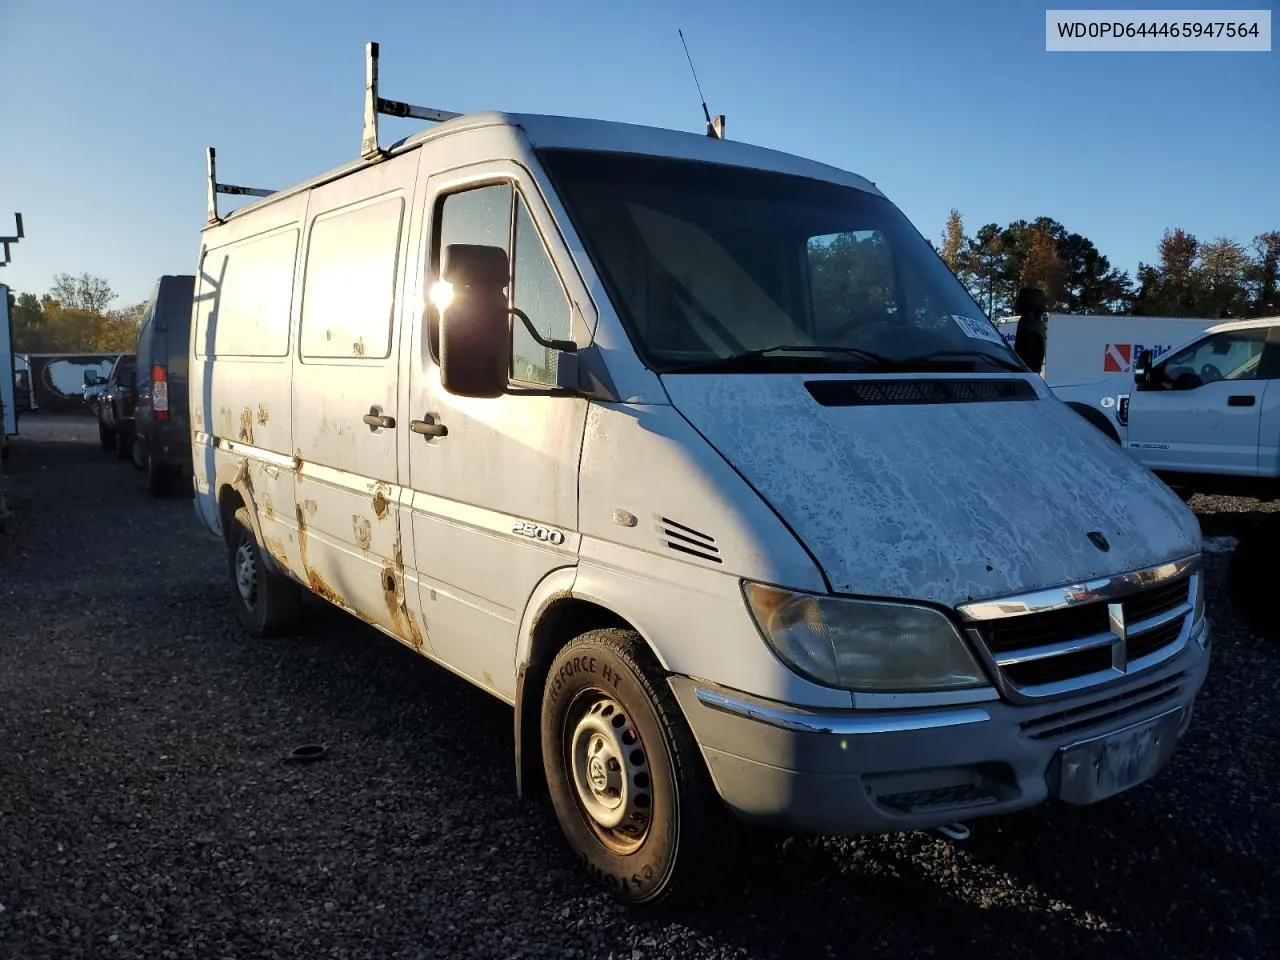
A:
427 181 571 386
1159 329 1267 389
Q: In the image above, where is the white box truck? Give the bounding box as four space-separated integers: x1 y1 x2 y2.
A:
190 43 1211 904
994 313 1220 441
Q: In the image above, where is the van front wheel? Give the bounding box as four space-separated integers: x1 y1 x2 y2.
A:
226 506 301 638
540 628 722 905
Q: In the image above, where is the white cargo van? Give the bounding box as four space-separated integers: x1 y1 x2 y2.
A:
994 313 1220 441
191 44 1211 904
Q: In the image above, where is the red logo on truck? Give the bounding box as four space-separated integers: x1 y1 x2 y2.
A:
1103 343 1132 373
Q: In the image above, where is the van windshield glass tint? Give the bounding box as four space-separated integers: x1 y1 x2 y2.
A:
538 149 1019 374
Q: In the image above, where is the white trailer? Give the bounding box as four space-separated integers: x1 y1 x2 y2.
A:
1 283 16 441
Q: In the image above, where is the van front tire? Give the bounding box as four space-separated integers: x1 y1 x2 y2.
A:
226 506 301 638
540 628 723 905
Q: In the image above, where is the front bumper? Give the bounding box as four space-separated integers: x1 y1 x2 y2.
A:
670 619 1209 836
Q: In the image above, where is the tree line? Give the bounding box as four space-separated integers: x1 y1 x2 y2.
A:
6 273 145 353
937 212 1279 321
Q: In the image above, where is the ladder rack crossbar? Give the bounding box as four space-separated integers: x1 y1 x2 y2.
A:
362 41 460 159
206 146 276 224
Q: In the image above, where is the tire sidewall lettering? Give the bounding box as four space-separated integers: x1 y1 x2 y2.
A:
547 643 673 899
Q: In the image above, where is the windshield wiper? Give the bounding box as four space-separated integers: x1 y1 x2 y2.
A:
669 344 897 373
894 349 1026 373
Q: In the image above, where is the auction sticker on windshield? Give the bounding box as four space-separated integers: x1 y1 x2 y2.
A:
951 315 1005 345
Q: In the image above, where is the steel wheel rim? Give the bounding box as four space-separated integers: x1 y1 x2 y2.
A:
566 692 652 854
234 538 258 607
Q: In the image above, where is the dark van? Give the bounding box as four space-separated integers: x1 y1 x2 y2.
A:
133 275 195 497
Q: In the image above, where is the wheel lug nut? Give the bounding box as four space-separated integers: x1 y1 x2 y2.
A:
607 758 620 771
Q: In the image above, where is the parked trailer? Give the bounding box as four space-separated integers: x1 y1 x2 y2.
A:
1 283 16 444
192 42 1211 905
24 352 122 413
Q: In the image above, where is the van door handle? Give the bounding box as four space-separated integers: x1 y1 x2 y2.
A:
363 408 397 429
410 415 448 438
1227 395 1256 407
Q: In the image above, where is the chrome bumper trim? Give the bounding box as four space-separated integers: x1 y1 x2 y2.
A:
693 688 991 736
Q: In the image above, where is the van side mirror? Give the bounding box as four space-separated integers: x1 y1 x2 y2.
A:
1133 349 1153 387
437 243 512 399
1011 286 1047 372
436 242 581 399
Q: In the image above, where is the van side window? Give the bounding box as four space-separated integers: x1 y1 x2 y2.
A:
429 182 570 385
301 196 405 360
196 228 299 358
429 183 512 359
512 198 571 385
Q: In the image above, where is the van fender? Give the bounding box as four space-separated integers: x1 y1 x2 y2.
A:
214 454 287 577
513 566 579 799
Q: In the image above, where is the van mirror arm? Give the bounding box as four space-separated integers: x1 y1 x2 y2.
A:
509 307 578 354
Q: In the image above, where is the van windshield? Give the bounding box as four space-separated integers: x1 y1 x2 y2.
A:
538 148 1021 374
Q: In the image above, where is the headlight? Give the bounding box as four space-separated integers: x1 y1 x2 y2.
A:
743 582 988 692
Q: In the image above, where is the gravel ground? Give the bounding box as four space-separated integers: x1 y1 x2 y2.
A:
1 413 1277 960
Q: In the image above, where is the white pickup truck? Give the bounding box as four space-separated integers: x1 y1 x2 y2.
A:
1124 317 1280 501
994 313 1220 443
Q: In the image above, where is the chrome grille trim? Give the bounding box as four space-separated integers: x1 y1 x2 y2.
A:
958 556 1202 701
992 631 1114 667
956 554 1199 621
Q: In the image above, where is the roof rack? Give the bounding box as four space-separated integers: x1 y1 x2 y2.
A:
361 41 461 159
0 213 24 267
206 147 275 224
204 41 461 224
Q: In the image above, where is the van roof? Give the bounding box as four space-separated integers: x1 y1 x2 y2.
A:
207 111 883 228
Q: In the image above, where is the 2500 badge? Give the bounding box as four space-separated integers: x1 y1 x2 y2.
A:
512 519 567 546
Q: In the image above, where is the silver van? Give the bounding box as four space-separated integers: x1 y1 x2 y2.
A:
191 43 1210 904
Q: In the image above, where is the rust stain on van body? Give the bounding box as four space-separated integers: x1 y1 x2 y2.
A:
238 408 254 445
263 535 289 572
353 515 372 555
371 482 392 520
261 494 275 522
256 404 269 426
380 534 424 651
295 504 343 608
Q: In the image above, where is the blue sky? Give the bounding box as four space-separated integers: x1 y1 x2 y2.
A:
0 0 1276 309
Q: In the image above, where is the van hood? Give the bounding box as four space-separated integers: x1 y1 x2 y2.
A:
661 374 1201 608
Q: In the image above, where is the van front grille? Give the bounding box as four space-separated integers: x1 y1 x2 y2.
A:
965 572 1195 697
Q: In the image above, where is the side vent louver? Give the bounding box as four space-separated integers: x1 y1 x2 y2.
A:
658 517 721 564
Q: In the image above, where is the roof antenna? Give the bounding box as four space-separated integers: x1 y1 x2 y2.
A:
678 29 725 140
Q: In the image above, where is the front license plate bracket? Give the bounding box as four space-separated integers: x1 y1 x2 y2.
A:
1048 707 1184 805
